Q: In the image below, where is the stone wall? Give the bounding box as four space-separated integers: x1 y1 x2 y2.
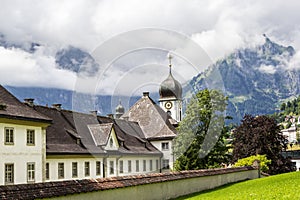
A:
0 167 258 200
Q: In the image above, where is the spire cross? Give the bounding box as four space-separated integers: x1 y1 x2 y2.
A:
168 53 173 67
167 53 173 74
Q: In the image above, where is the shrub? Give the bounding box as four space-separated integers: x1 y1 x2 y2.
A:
233 155 271 173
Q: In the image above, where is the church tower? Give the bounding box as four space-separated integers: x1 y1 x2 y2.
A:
159 53 182 122
115 100 125 119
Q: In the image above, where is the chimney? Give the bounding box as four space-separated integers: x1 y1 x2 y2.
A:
90 110 97 117
24 98 34 107
52 104 62 110
107 114 114 119
143 92 149 97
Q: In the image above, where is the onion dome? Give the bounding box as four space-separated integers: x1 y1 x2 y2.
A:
159 54 182 99
115 100 125 119
115 100 125 115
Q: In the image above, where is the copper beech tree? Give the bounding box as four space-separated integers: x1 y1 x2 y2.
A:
232 114 295 174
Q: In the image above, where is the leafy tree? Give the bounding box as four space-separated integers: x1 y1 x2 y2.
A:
280 102 286 111
232 114 295 174
233 155 271 173
173 89 231 170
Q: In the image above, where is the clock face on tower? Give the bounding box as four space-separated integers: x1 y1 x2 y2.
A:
164 101 173 109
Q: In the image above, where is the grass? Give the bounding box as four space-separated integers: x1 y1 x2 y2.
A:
175 171 300 200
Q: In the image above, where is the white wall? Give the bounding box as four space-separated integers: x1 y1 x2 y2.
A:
115 156 161 177
292 159 300 171
47 155 161 180
151 140 173 171
46 157 104 181
0 122 45 185
42 168 259 200
159 99 182 122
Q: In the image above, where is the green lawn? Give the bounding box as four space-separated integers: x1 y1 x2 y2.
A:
176 171 300 200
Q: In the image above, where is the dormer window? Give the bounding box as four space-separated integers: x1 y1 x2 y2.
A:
76 139 80 145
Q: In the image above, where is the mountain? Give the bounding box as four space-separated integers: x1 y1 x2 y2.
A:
2 32 300 123
0 33 40 53
0 33 98 74
55 46 99 75
187 36 299 124
5 86 141 116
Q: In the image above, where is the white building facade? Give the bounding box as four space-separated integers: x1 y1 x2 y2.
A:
0 55 182 185
0 86 51 185
0 122 48 185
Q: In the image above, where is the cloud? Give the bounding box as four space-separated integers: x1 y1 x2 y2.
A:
0 46 76 89
286 51 300 70
1 0 300 93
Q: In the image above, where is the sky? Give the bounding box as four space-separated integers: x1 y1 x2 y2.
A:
1 0 300 95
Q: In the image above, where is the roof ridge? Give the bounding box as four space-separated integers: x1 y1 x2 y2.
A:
0 85 51 122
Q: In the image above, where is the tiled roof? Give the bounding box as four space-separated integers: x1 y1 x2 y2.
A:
0 85 51 123
0 167 254 200
114 119 146 139
34 106 98 154
34 105 161 156
88 123 113 146
121 94 177 139
112 119 160 155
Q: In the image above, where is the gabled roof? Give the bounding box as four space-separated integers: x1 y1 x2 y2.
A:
114 119 146 139
121 93 177 140
88 123 113 146
34 106 99 154
34 105 161 156
0 85 51 123
111 118 160 155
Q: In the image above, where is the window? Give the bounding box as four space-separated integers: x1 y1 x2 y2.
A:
96 161 101 176
119 160 124 173
26 130 35 145
109 161 114 175
27 163 35 183
128 160 132 173
143 160 146 171
150 160 153 171
136 160 139 172
72 162 78 178
156 160 159 170
5 164 14 184
58 163 64 179
45 163 49 180
109 137 113 147
4 128 14 145
162 142 169 150
84 162 90 177
162 159 170 169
